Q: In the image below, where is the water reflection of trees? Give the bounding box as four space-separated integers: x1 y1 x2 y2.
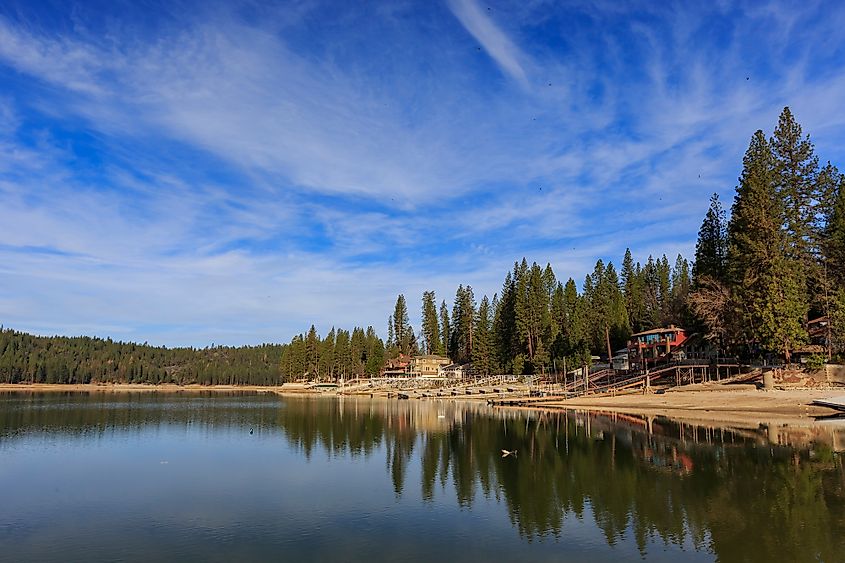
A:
277 398 845 561
2 393 843 560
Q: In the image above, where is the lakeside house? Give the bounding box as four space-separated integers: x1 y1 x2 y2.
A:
794 316 831 363
408 355 451 378
611 348 630 372
382 354 411 377
627 326 688 373
439 363 472 379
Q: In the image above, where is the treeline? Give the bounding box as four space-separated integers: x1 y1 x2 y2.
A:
279 325 385 380
372 106 844 374
0 329 283 385
689 107 845 361
383 254 691 376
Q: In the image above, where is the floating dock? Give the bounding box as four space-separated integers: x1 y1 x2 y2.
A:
812 396 845 412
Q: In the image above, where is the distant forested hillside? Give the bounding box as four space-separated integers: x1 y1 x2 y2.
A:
0 329 284 385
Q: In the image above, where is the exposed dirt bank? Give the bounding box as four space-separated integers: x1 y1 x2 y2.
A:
536 386 844 427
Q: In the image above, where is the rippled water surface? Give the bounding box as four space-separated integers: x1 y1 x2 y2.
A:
1 392 844 562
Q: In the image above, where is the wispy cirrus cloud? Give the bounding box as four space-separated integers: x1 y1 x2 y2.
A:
447 0 529 86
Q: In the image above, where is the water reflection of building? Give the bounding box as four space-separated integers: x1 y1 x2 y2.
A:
337 395 490 433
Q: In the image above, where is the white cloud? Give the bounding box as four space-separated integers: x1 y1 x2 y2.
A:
447 0 529 86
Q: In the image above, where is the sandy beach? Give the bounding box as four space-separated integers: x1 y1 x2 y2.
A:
536 385 844 426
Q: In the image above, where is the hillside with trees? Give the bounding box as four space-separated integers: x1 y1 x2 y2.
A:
0 329 283 385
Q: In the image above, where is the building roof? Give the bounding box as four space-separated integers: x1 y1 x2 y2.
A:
412 355 450 361
794 344 825 354
630 326 686 338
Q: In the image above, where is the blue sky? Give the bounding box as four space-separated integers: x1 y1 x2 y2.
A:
2 0 845 347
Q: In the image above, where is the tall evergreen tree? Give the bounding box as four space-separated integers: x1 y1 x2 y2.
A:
771 107 820 315
450 285 476 364
693 193 728 285
826 176 845 354
364 326 385 376
657 255 672 323
669 254 692 326
474 295 494 376
335 329 352 377
439 300 451 358
420 291 440 355
816 163 844 332
493 269 518 372
827 175 845 284
392 294 411 355
515 261 552 370
305 325 320 377
586 261 629 354
728 130 807 360
318 328 335 378
350 327 367 377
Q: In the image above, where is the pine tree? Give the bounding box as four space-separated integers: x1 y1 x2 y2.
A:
514 261 553 372
439 300 450 358
420 291 440 355
771 107 819 315
639 257 660 329
693 193 728 285
335 330 352 378
827 175 845 283
669 255 691 326
826 176 845 354
364 326 385 376
350 327 367 377
657 255 672 323
494 269 519 372
305 325 320 378
562 278 581 348
450 285 476 364
728 129 808 359
392 295 411 355
474 296 494 376
318 328 335 378
759 258 807 363
586 261 629 354
549 282 566 363
621 249 638 330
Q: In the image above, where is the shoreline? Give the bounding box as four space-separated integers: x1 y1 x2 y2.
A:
534 386 843 427
0 383 285 393
2 382 843 426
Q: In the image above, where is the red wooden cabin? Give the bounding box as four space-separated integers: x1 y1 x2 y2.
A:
627 326 688 373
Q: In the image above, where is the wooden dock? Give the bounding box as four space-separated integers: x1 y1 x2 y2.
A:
489 362 748 408
812 396 845 412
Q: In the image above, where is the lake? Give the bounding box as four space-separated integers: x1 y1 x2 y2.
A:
1 392 843 562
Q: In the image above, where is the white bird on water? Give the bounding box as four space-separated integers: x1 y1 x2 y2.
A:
501 449 517 458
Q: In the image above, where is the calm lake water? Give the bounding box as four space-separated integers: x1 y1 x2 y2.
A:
1 392 843 562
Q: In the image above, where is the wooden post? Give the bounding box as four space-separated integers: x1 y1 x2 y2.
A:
583 362 587 393
563 357 567 392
